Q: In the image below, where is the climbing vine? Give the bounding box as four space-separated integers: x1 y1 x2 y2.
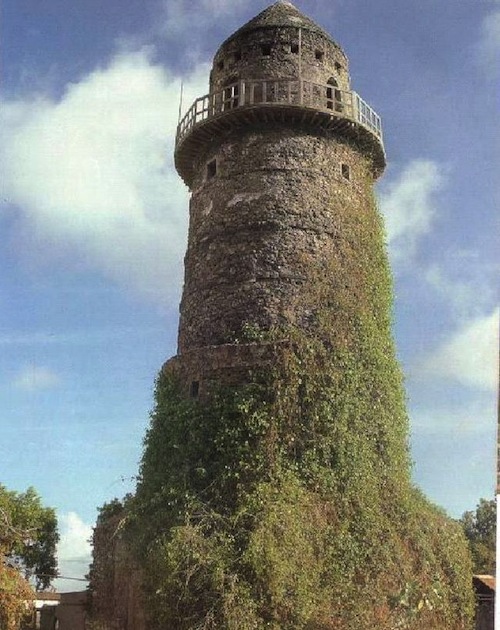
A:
91 179 474 628
125 338 473 628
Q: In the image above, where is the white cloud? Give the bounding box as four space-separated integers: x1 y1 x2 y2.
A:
410 397 496 435
419 308 499 391
477 8 500 73
424 262 498 320
0 50 210 305
13 364 61 391
0 326 163 346
378 159 444 267
53 512 92 593
159 0 247 38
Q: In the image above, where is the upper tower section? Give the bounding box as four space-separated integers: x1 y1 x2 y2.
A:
175 1 385 188
209 1 350 92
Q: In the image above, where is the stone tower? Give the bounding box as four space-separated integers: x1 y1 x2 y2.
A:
89 4 474 629
168 0 385 398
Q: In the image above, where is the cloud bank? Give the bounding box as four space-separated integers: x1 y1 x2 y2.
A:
53 512 92 593
159 0 248 39
420 308 499 391
379 159 444 267
411 396 497 435
13 364 61 391
0 50 209 306
477 7 500 72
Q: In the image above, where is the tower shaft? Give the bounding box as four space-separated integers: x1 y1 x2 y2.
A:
169 2 386 397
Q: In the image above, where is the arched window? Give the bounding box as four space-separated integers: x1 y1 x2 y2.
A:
222 76 239 111
326 77 343 113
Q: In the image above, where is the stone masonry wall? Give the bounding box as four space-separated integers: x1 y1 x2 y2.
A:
163 341 287 400
171 2 384 396
177 126 376 353
210 25 350 92
89 512 146 630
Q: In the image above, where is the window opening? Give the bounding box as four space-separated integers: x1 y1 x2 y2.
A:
290 43 299 54
217 59 224 71
206 159 217 180
326 77 343 112
261 43 272 56
234 49 242 62
334 61 342 72
315 50 324 61
190 381 200 398
222 77 239 110
341 164 350 180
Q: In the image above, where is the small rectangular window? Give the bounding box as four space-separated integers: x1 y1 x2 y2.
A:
334 61 342 72
207 159 217 180
315 50 324 61
341 164 350 180
290 43 299 54
217 59 224 70
261 43 272 56
190 381 200 398
234 49 242 62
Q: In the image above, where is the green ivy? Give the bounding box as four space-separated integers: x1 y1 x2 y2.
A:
95 178 474 629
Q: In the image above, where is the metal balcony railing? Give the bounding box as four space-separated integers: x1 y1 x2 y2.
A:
175 78 383 148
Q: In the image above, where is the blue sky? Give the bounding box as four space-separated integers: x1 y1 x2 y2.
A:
1 0 498 590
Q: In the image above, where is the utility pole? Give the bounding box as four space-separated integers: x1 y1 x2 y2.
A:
495 315 499 628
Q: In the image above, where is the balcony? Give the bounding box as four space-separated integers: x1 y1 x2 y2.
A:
175 78 385 186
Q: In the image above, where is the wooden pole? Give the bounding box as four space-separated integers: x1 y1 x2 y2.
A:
178 81 184 125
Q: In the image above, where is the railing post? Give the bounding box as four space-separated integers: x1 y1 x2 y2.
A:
353 91 359 124
175 83 383 151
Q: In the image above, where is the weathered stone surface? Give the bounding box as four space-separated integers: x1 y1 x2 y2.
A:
177 127 377 359
169 1 384 393
211 3 349 92
90 512 146 630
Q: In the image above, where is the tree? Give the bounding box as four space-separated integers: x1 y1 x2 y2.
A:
460 498 496 574
0 484 59 630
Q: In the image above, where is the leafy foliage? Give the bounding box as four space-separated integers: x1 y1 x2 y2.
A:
126 362 473 629
0 484 58 589
0 484 58 629
460 498 496 574
94 179 475 628
0 564 34 630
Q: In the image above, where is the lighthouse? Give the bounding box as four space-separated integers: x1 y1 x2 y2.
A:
90 4 475 629
168 0 386 400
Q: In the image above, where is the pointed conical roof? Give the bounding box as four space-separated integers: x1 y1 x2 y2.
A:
220 1 337 48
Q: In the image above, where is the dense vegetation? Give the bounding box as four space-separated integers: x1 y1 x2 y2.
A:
124 368 473 628
91 188 474 628
0 484 58 629
123 194 474 629
460 498 496 575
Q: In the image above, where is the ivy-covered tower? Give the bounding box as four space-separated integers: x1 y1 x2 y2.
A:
167 0 385 397
125 3 475 629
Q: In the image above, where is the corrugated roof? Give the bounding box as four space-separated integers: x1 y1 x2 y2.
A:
34 592 62 601
474 575 496 591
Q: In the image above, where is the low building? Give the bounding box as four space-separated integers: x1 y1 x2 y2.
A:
473 575 495 630
22 590 87 630
56 591 88 630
